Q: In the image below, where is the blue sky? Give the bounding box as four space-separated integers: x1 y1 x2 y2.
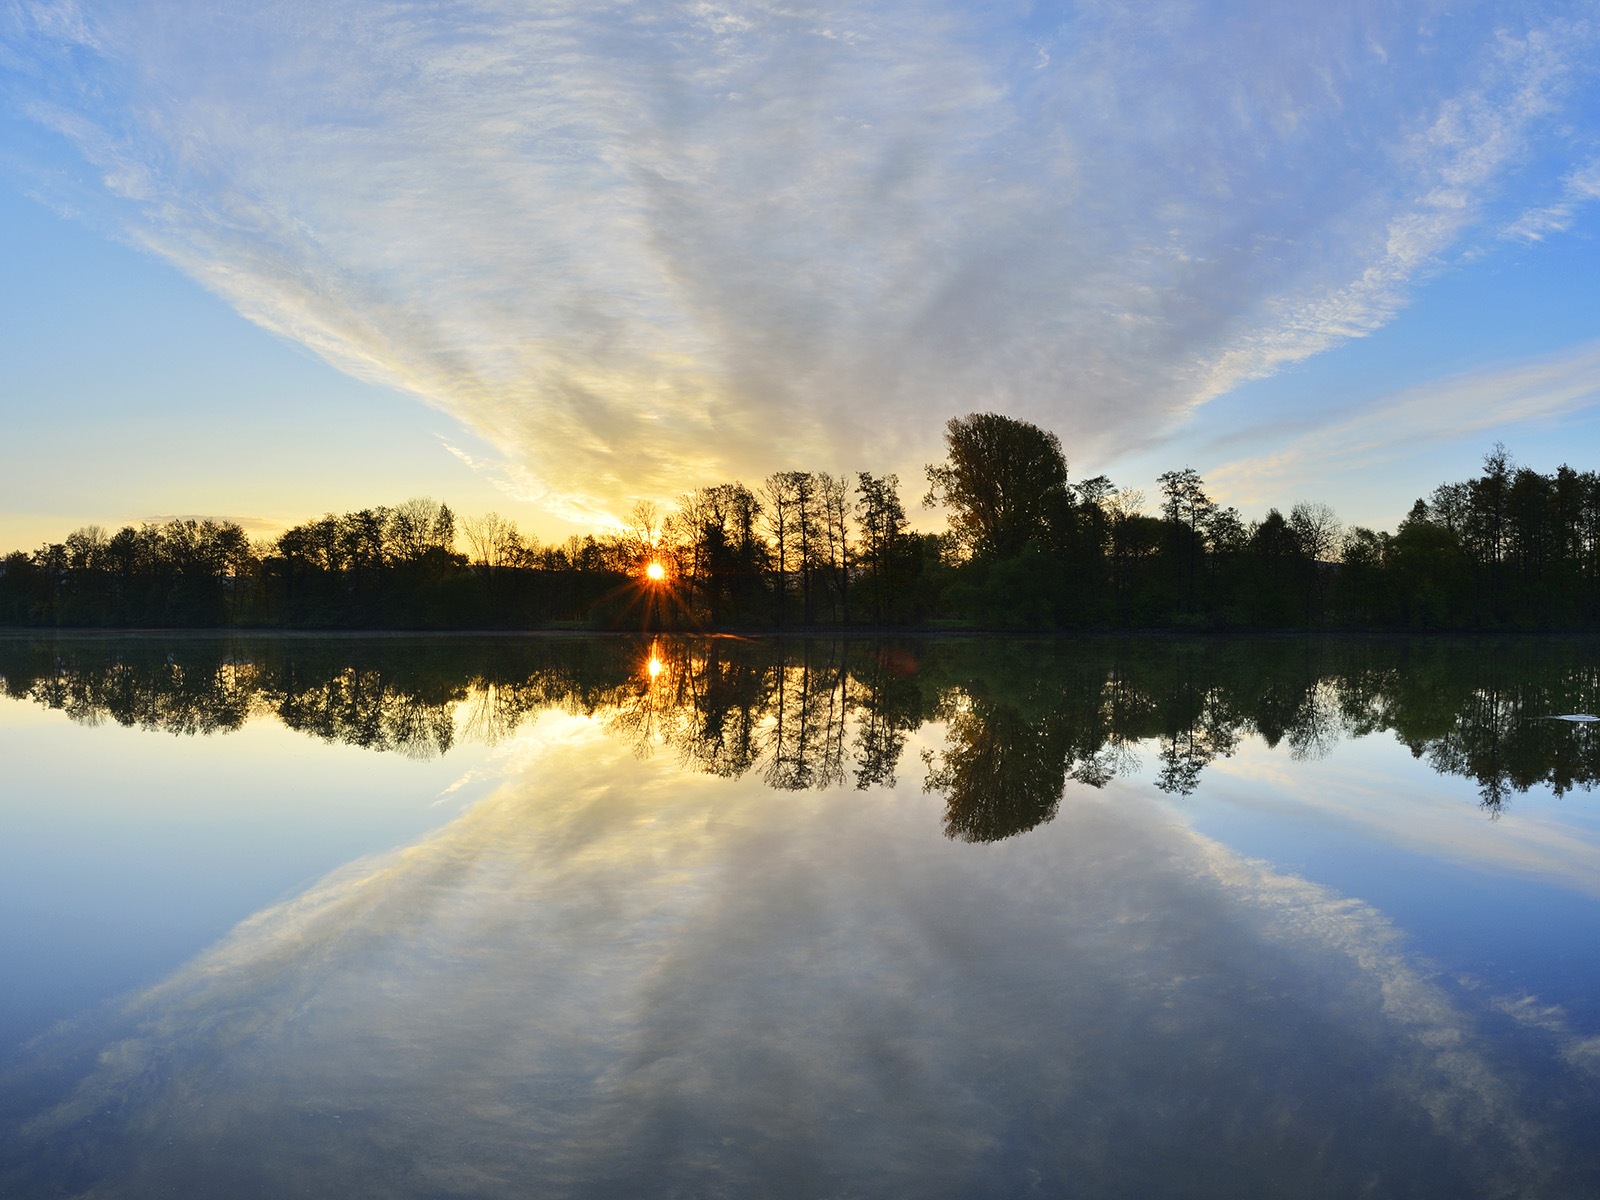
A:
4 0 1600 551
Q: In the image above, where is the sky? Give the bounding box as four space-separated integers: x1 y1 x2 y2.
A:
4 0 1600 552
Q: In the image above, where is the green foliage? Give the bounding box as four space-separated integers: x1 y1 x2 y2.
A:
9 422 1600 633
925 413 1073 560
10 632 1594 833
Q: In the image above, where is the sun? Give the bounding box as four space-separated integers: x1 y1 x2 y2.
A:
600 556 694 633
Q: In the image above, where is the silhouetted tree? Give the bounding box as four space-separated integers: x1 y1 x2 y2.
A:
1289 502 1341 625
855 472 909 624
924 413 1072 560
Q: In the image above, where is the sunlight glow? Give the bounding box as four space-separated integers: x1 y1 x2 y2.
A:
645 561 666 582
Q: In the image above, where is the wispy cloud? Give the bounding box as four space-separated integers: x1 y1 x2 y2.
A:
3 1 1596 520
1193 19 1596 403
1209 338 1600 510
1505 156 1600 241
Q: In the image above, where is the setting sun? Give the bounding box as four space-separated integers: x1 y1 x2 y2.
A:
645 561 666 582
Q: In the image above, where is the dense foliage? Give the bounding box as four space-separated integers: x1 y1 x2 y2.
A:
4 634 1592 835
5 418 1600 630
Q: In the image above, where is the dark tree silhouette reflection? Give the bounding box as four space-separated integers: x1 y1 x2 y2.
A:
922 696 1072 842
6 634 1600 833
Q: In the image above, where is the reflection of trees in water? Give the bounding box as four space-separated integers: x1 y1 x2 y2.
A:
762 644 850 791
1284 681 1346 762
275 666 460 759
7 635 1600 830
1153 686 1242 797
607 639 891 792
918 643 1148 840
15 653 258 737
1410 673 1600 814
0 636 647 762
849 647 922 789
923 696 1071 842
663 640 769 778
458 678 529 748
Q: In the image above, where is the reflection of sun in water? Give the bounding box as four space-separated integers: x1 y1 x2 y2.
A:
645 561 666 582
646 639 664 680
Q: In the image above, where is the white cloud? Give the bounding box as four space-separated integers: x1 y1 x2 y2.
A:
3 1 1597 522
1209 338 1600 509
1505 156 1600 241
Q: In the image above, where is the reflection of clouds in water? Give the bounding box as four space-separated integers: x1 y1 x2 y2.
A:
1201 739 1600 902
1190 835 1539 1157
1491 992 1600 1079
1 720 1585 1197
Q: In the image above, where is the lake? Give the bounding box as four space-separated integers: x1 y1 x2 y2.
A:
3 632 1600 1198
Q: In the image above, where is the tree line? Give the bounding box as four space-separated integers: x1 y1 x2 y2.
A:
5 413 1600 630
4 634 1593 837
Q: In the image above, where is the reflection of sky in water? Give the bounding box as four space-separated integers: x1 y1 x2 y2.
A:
0 698 499 1054
1190 733 1600 895
1176 733 1600 1034
5 708 1600 1198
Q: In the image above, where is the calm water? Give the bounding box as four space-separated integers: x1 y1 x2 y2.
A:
4 633 1600 1198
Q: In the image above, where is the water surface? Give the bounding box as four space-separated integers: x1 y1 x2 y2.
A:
3 634 1600 1198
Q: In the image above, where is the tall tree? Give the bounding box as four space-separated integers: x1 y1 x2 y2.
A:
677 482 766 623
761 473 798 626
1157 467 1215 609
923 413 1071 559
819 473 851 624
462 512 527 618
855 472 908 624
1289 502 1341 625
788 472 821 624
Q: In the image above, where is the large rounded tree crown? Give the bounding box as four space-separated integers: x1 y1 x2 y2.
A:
925 413 1072 559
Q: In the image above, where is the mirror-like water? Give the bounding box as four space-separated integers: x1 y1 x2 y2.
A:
3 633 1600 1198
